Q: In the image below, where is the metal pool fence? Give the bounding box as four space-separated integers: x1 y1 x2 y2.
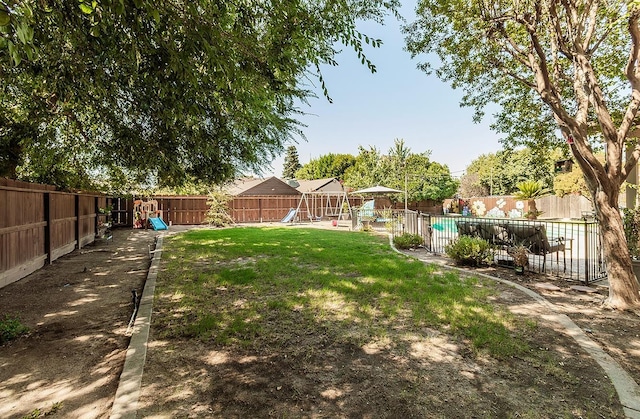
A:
355 210 607 284
419 214 605 284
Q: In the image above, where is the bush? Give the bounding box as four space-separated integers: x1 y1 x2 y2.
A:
393 233 424 249
444 236 493 266
0 316 29 344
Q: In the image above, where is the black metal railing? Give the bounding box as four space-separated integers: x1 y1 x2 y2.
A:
413 214 605 284
351 208 606 284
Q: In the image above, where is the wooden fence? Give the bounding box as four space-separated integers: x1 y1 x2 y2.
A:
1 179 436 287
1 179 107 289
110 195 441 226
151 195 366 224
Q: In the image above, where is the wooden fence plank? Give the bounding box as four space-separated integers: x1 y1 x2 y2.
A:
1 181 107 288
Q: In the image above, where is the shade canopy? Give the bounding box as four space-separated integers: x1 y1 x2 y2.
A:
350 185 403 194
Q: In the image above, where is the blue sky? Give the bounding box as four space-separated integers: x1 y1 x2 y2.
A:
262 3 504 179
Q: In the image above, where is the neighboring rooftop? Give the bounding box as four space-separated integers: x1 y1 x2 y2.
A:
295 178 343 193
225 177 300 196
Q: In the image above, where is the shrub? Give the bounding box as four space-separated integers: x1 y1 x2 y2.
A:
393 233 423 249
444 236 493 266
623 207 640 259
205 189 235 227
0 316 29 344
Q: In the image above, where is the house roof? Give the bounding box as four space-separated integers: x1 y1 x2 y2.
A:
295 178 343 193
225 177 300 196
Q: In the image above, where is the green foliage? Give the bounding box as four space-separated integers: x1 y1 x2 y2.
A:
205 189 234 227
152 180 215 196
623 207 640 259
553 153 606 201
393 233 423 249
553 170 590 200
343 140 458 201
405 1 640 307
444 236 493 266
342 146 387 188
282 146 302 179
514 180 551 219
295 153 356 180
1 1 399 190
404 1 629 151
0 315 29 344
513 180 551 200
461 148 557 197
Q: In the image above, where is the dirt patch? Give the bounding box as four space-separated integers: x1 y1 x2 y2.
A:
135 239 636 418
0 228 157 419
1 228 638 418
405 248 640 387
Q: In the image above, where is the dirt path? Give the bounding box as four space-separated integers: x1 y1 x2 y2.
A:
0 228 157 419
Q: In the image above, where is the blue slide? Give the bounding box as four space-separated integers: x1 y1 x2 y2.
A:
149 217 169 231
281 208 297 223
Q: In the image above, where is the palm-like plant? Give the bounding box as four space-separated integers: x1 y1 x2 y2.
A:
514 180 551 219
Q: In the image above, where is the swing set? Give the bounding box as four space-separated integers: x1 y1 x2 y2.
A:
292 191 352 222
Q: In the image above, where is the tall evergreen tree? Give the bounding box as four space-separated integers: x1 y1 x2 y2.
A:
282 146 302 179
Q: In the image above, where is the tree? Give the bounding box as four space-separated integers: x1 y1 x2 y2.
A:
461 148 559 196
458 172 489 197
282 146 302 179
295 153 356 180
553 153 606 199
343 142 458 202
406 0 640 308
513 180 551 219
0 1 398 191
343 146 391 190
205 189 235 227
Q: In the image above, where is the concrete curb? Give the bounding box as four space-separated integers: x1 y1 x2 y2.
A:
110 236 163 419
388 236 640 418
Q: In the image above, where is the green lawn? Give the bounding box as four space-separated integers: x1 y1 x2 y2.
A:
154 227 533 359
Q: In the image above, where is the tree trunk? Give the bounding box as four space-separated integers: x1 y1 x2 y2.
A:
527 199 538 219
594 193 640 310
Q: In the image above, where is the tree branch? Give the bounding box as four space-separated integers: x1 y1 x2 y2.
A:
620 9 640 143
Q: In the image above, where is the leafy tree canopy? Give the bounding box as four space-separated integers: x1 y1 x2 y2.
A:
460 147 563 196
405 0 640 308
295 153 356 180
0 0 398 192
344 139 458 201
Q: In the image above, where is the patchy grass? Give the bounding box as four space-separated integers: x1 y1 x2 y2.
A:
155 227 531 359
0 315 29 344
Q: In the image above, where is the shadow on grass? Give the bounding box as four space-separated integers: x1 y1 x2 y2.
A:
140 227 625 418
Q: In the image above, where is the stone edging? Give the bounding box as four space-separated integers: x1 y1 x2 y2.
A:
109 236 163 419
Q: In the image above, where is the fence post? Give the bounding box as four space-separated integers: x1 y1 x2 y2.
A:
44 192 52 264
75 194 81 250
94 196 99 238
584 218 590 285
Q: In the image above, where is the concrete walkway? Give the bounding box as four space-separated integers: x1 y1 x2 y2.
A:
109 227 640 418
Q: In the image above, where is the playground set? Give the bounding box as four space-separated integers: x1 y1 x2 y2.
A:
133 199 169 231
281 191 352 223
